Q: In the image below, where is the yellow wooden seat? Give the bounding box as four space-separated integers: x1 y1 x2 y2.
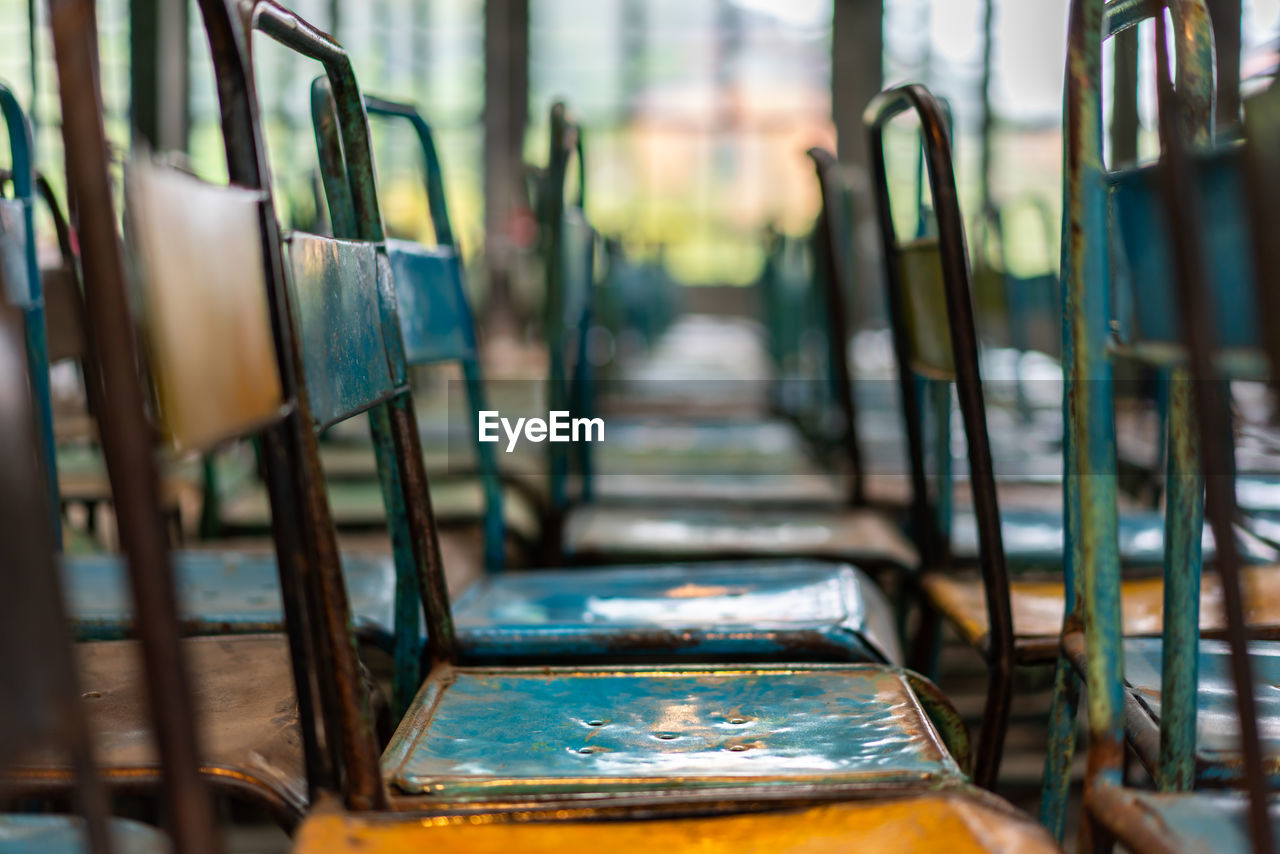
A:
922 564 1280 662
293 790 1059 854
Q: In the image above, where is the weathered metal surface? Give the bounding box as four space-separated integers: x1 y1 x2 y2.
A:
61 551 399 649
1044 1 1219 836
383 664 963 799
453 561 901 665
1157 371 1203 793
5 635 308 828
1124 639 1280 786
283 233 396 428
563 504 919 569
0 815 172 854
126 162 284 454
1112 146 1258 358
293 791 1060 854
1090 789 1280 854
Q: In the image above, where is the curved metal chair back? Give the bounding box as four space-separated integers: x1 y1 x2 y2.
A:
354 94 506 573
865 83 1014 789
0 83 58 541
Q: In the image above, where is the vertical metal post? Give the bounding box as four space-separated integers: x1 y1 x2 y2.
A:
129 0 189 151
483 0 529 328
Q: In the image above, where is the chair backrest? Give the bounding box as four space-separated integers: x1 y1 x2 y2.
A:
808 148 865 506
191 0 463 811
539 103 595 510
45 2 248 847
865 84 1013 790
357 94 506 572
0 83 58 542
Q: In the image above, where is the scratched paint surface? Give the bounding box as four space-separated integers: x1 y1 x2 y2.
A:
454 560 901 664
0 814 172 854
564 504 918 568
61 551 397 645
1125 638 1280 778
294 792 1059 854
285 232 396 427
385 665 961 797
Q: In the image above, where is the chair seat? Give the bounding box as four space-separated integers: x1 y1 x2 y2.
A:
295 791 1058 854
220 477 540 541
61 531 485 651
454 560 901 665
0 815 171 854
950 508 1275 570
4 635 307 828
589 473 846 505
923 565 1280 661
62 550 400 650
1090 788 1280 854
382 663 964 801
1123 637 1280 787
563 505 918 569
594 417 816 476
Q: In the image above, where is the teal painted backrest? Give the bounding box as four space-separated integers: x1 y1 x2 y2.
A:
284 232 398 429
387 240 475 365
1111 145 1261 369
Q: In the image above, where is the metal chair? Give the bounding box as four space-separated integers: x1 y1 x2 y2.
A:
1039 0 1280 843
0 202 219 854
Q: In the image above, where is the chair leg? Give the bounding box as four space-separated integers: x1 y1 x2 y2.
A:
1039 651 1081 841
972 655 1014 790
908 598 943 678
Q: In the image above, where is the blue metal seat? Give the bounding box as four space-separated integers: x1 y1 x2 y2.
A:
452 561 900 664
383 664 961 801
1088 790 1280 854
